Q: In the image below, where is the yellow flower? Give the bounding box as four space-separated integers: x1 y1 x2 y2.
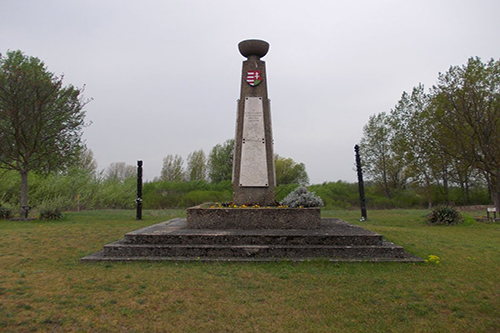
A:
425 255 441 264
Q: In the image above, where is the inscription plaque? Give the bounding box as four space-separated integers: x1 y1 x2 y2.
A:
239 97 269 187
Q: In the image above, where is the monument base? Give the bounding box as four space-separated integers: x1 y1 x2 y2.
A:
186 204 321 230
81 218 424 263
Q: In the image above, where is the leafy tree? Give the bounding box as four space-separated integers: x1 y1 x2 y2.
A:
186 149 207 182
274 154 309 185
160 154 185 182
0 50 88 217
360 112 405 198
207 139 234 183
430 57 500 212
390 84 444 207
76 146 98 177
105 162 135 181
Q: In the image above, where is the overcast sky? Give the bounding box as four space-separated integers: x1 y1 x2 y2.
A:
2 0 499 184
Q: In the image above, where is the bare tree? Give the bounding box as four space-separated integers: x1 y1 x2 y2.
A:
105 162 136 181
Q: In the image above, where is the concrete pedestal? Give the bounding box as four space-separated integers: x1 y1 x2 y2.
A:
186 205 321 230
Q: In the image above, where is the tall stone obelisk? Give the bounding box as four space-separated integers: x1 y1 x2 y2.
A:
232 39 276 205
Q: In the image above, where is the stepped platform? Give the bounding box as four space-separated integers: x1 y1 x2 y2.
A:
82 218 423 262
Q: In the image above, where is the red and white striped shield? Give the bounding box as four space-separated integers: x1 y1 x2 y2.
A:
246 70 262 86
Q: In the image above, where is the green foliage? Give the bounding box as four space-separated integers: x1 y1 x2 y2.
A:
0 170 19 204
281 186 323 208
274 154 309 185
0 152 493 211
95 177 136 209
37 197 65 220
309 181 358 209
427 206 464 225
360 57 500 212
430 57 500 212
0 206 12 219
360 112 405 199
208 139 234 183
142 180 232 209
186 150 207 182
0 50 88 214
39 207 63 220
160 154 185 182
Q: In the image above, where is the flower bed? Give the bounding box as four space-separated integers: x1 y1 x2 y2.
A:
186 203 321 230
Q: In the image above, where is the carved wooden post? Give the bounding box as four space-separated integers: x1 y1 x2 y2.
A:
355 145 367 221
136 160 143 220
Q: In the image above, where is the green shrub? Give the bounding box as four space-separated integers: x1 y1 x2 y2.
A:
39 208 63 220
37 198 65 220
427 205 464 225
0 206 13 219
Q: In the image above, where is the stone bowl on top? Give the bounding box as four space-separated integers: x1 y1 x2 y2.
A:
238 39 269 58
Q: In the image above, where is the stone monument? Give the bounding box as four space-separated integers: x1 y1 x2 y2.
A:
232 39 276 206
186 39 321 229
81 39 423 263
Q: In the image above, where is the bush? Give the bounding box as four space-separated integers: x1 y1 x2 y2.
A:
281 186 323 208
0 206 13 219
39 208 63 220
427 206 464 225
38 198 65 220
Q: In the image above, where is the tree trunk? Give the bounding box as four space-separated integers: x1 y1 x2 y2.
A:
19 170 29 218
442 166 449 204
495 173 500 215
424 174 433 209
426 185 433 210
465 175 471 204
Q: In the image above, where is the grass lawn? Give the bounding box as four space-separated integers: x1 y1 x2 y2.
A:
1 209 499 332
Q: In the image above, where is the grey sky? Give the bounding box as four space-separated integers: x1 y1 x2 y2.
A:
2 0 499 184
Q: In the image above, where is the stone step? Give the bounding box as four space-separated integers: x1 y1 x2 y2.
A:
123 218 383 246
124 232 383 246
83 254 421 262
102 241 408 260
81 218 424 263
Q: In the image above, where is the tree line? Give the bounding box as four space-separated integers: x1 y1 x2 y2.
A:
1 50 496 216
158 139 309 185
359 57 500 211
0 141 311 212
104 139 309 186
